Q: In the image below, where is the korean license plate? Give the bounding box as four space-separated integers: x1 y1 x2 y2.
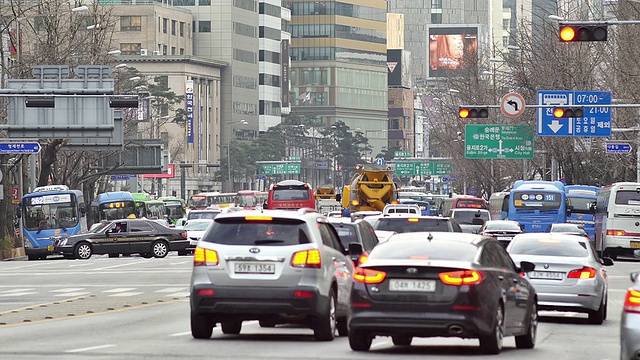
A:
389 279 436 292
529 271 564 280
47 245 54 252
497 236 512 240
234 262 275 274
631 241 640 249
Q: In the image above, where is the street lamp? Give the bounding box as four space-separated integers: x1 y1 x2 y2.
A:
226 119 249 191
548 15 564 21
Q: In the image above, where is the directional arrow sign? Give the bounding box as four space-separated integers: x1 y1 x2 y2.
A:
606 143 632 154
465 124 534 159
0 142 41 154
548 120 564 134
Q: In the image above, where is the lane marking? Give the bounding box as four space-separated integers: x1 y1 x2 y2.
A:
93 261 148 270
169 331 191 337
0 296 87 316
108 292 144 297
370 340 391 350
166 292 190 297
54 292 90 297
65 344 116 353
0 292 38 297
51 288 85 293
0 289 36 293
102 288 137 293
155 287 187 293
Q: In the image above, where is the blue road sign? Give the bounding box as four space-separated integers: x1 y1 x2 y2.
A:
255 175 267 180
606 143 632 154
110 175 131 181
374 157 386 165
536 90 611 137
316 162 329 169
0 142 41 154
442 177 457 182
469 187 478 196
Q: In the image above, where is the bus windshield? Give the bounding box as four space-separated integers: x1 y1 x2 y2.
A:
236 193 257 207
98 201 136 221
188 195 207 209
568 196 594 214
23 194 79 230
272 189 310 201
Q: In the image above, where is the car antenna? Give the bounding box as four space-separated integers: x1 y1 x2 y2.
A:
427 232 433 242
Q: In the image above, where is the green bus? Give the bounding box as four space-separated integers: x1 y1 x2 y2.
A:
132 193 166 220
159 196 187 224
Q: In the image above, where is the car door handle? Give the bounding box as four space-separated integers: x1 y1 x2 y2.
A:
512 278 519 283
498 275 504 281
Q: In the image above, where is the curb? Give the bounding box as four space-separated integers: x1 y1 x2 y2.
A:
1 256 27 262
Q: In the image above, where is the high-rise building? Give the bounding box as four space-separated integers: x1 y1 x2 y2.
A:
289 0 389 155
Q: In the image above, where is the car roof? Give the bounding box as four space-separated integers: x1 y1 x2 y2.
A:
450 208 490 213
378 215 450 220
512 232 588 242
327 217 358 224
214 209 321 221
186 218 215 223
384 231 486 245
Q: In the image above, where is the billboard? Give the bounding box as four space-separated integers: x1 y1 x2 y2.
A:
186 79 194 144
387 49 412 89
428 26 478 78
281 40 290 107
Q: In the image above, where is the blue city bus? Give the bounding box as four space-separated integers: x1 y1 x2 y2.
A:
565 185 600 240
508 180 569 233
20 185 87 260
488 191 510 220
90 191 137 225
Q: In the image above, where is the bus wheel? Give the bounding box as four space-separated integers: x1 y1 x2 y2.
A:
27 255 39 261
74 243 93 260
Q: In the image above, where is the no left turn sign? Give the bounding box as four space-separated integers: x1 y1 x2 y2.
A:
500 92 526 118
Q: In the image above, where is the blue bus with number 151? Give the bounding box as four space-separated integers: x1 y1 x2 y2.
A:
508 180 569 233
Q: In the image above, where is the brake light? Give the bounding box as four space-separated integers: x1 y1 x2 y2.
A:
181 232 187 238
197 289 215 296
439 270 484 286
607 229 627 236
567 266 596 279
407 218 419 222
291 249 321 268
353 268 386 284
624 289 640 314
193 247 219 266
357 252 369 265
294 290 314 298
245 215 273 221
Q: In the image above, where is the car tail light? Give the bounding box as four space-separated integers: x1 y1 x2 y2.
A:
193 247 219 266
439 270 484 286
353 268 386 284
197 289 215 296
606 229 640 237
357 252 369 265
291 249 321 268
181 232 187 238
624 288 640 314
294 290 314 298
567 266 596 279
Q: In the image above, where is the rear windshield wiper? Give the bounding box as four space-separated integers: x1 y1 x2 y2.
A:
254 239 285 245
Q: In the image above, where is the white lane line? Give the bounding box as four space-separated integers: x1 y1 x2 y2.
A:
93 261 148 270
102 288 137 293
108 292 144 297
155 287 187 293
65 344 116 353
169 331 192 337
69 263 92 267
165 292 190 297
0 263 52 270
170 261 191 266
370 340 391 350
0 292 38 296
51 288 85 293
54 292 90 297
0 289 36 293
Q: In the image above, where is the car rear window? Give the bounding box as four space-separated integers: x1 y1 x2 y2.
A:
373 218 450 233
509 239 588 257
485 222 521 231
369 239 477 262
188 211 220 220
333 225 358 249
202 218 311 246
452 211 491 225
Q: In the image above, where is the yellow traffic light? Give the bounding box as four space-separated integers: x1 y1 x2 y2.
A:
553 107 584 118
458 107 488 118
459 108 470 118
553 108 565 118
559 24 608 42
560 26 576 42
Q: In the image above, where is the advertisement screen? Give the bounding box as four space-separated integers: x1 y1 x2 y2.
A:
428 27 478 78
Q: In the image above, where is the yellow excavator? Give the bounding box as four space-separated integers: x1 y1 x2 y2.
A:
343 164 398 212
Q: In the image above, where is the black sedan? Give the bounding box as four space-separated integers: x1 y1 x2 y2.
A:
348 232 537 354
479 220 524 247
53 219 189 259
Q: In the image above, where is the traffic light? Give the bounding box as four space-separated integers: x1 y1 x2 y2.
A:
355 164 363 170
559 24 607 42
553 107 584 118
458 107 489 118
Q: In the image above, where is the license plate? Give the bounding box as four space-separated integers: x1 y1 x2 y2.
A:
529 271 564 280
497 236 512 240
389 279 436 292
234 262 275 274
631 241 640 249
47 245 54 252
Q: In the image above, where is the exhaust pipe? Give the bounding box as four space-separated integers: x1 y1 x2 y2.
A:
448 324 464 335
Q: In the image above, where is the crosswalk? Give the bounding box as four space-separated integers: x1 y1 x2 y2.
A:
0 287 190 298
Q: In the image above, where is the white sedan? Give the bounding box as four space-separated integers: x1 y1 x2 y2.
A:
182 219 214 252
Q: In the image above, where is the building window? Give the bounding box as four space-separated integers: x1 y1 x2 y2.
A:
180 48 185 55
199 21 211 33
120 43 142 55
431 0 442 9
171 20 176 35
503 19 510 29
163 18 168 34
503 36 509 47
200 0 211 4
179 22 185 37
431 12 442 24
120 16 142 31
173 0 195 4
163 45 168 55
171 46 176 55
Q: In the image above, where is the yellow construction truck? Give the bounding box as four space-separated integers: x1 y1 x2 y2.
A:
343 164 398 212
314 185 337 200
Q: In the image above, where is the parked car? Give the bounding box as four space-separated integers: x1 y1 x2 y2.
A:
348 232 537 354
479 220 523 247
53 219 189 259
447 208 492 234
621 271 640 360
190 209 354 341
369 215 463 233
327 217 379 266
507 233 613 324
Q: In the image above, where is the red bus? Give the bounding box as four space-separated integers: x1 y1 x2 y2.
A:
442 195 488 215
266 180 315 210
235 190 259 210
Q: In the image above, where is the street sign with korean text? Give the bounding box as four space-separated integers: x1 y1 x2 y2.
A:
606 143 632 154
259 163 301 175
536 90 611 137
394 161 453 176
110 175 131 181
0 142 41 154
288 156 301 161
394 151 410 158
465 124 534 159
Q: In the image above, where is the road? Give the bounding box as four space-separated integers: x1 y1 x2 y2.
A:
0 254 634 359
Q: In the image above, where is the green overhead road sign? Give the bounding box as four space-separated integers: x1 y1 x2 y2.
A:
394 151 411 158
259 163 301 175
394 161 453 176
465 124 534 159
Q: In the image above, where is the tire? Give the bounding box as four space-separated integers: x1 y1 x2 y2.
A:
515 302 537 349
348 329 372 351
588 296 606 325
74 242 92 260
27 255 39 261
191 313 214 339
151 240 169 258
141 253 154 259
392 335 413 346
259 320 277 328
108 253 119 258
479 303 504 355
337 317 349 337
221 321 242 334
313 289 337 341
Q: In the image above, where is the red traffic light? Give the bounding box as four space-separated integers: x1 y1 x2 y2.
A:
559 25 607 42
458 107 489 118
553 107 584 118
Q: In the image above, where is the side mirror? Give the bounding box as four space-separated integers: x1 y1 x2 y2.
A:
599 257 614 266
566 205 573 217
631 271 639 282
519 261 535 273
588 202 597 214
348 242 364 257
262 201 268 209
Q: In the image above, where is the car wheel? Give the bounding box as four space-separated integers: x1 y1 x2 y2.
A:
151 240 169 258
141 253 153 259
27 255 39 261
479 303 504 354
74 242 92 260
588 297 606 325
515 302 537 349
348 329 372 351
313 289 337 341
392 335 412 346
221 321 242 334
259 320 277 328
108 253 119 258
191 312 214 339
337 316 349 337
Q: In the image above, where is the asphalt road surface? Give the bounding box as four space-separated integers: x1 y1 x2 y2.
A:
0 253 634 359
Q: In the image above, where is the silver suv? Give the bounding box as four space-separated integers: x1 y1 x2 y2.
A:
190 209 354 341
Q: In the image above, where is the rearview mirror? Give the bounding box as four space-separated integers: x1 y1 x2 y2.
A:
519 261 535 273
